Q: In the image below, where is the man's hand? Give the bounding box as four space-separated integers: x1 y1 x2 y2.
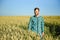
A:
42 32 44 37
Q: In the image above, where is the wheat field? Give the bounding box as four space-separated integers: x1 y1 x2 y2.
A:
0 16 60 40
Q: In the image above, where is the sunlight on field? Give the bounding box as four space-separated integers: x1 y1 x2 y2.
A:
0 16 60 40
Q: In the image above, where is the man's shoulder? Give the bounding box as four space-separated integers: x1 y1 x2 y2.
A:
30 16 35 18
29 16 33 20
30 16 44 18
38 16 43 18
38 16 44 20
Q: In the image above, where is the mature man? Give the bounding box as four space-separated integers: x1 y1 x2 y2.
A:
28 7 44 40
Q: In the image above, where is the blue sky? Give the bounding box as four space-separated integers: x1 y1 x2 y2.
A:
0 0 60 16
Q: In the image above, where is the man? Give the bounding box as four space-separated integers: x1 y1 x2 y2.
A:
28 7 44 40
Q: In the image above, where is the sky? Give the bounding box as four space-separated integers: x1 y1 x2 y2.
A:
0 0 60 16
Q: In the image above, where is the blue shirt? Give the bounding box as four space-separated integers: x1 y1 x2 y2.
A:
28 15 44 35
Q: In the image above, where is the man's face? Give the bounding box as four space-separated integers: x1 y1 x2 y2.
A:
34 9 39 16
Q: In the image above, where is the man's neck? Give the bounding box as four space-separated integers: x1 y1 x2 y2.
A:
35 15 40 17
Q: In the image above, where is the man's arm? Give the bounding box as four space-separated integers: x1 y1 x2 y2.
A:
41 17 44 37
28 17 32 31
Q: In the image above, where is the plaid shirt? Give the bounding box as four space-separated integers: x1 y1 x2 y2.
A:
28 15 44 35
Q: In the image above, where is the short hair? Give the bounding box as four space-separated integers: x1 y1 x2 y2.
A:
34 7 40 11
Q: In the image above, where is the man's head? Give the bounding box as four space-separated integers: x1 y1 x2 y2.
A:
34 7 40 16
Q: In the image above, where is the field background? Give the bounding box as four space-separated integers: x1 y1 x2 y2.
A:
0 16 60 40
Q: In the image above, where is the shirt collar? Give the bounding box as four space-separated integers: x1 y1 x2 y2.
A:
34 15 40 17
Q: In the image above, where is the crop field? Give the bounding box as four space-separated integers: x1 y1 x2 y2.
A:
0 16 60 40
